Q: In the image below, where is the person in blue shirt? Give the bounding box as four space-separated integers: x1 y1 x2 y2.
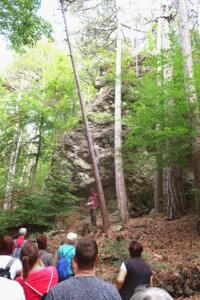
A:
46 238 122 300
56 232 77 281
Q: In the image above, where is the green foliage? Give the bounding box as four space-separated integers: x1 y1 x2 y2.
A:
79 48 116 90
192 33 200 101
0 189 80 234
0 0 52 50
99 238 129 264
125 39 192 169
0 42 80 195
88 112 113 122
71 0 116 55
152 262 172 271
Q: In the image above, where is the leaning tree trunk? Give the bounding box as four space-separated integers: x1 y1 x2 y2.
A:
3 129 22 210
114 5 129 225
60 0 110 232
166 165 185 220
178 0 200 216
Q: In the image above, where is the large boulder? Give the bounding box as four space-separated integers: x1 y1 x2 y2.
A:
48 87 153 212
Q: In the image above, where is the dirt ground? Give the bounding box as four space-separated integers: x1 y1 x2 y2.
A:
47 211 200 299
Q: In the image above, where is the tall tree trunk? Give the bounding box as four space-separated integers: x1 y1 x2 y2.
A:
166 165 185 220
154 153 163 212
19 154 35 186
178 0 200 215
153 13 163 213
114 6 129 225
131 24 139 78
31 118 43 186
197 2 200 34
3 129 22 210
159 3 185 218
60 0 110 232
19 126 38 186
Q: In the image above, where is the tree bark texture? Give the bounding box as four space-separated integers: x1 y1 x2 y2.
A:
157 3 185 219
198 2 200 34
154 154 163 212
153 14 163 213
178 0 200 215
60 0 110 232
31 118 43 186
3 130 22 210
114 5 129 225
166 165 185 220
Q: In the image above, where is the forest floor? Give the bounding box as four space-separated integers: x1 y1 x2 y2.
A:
47 210 200 300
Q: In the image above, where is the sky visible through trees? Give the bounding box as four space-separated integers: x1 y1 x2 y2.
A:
0 0 165 70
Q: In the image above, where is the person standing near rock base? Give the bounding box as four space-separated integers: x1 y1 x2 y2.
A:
86 188 99 227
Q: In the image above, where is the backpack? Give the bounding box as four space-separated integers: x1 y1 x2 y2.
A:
12 239 26 258
0 257 15 279
56 246 73 282
23 267 53 299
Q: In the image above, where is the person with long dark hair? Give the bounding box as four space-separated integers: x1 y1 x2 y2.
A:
16 242 58 300
36 235 54 267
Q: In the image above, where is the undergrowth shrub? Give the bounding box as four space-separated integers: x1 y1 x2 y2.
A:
0 190 79 234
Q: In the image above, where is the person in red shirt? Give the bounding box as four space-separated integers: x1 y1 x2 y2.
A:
86 188 99 227
13 228 28 259
15 228 27 248
16 242 58 300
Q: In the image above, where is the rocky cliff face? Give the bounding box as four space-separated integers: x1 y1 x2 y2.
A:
49 86 153 213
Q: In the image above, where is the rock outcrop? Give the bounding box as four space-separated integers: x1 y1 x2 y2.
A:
48 86 153 213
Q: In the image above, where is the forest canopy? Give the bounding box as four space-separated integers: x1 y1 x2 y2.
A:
0 0 52 50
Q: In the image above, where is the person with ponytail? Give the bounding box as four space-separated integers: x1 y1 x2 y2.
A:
16 242 58 300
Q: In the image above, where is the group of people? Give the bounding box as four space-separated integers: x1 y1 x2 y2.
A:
0 227 173 300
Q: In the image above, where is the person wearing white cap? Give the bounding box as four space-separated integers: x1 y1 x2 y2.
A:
12 228 27 258
18 228 27 236
56 232 77 282
15 228 27 247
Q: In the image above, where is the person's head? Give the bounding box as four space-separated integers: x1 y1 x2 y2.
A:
89 188 95 195
19 228 27 236
0 235 14 255
129 240 143 257
20 242 39 279
66 232 77 245
74 238 98 271
131 287 173 300
36 235 47 250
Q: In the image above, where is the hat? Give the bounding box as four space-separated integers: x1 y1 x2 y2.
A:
19 228 27 235
67 232 77 241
